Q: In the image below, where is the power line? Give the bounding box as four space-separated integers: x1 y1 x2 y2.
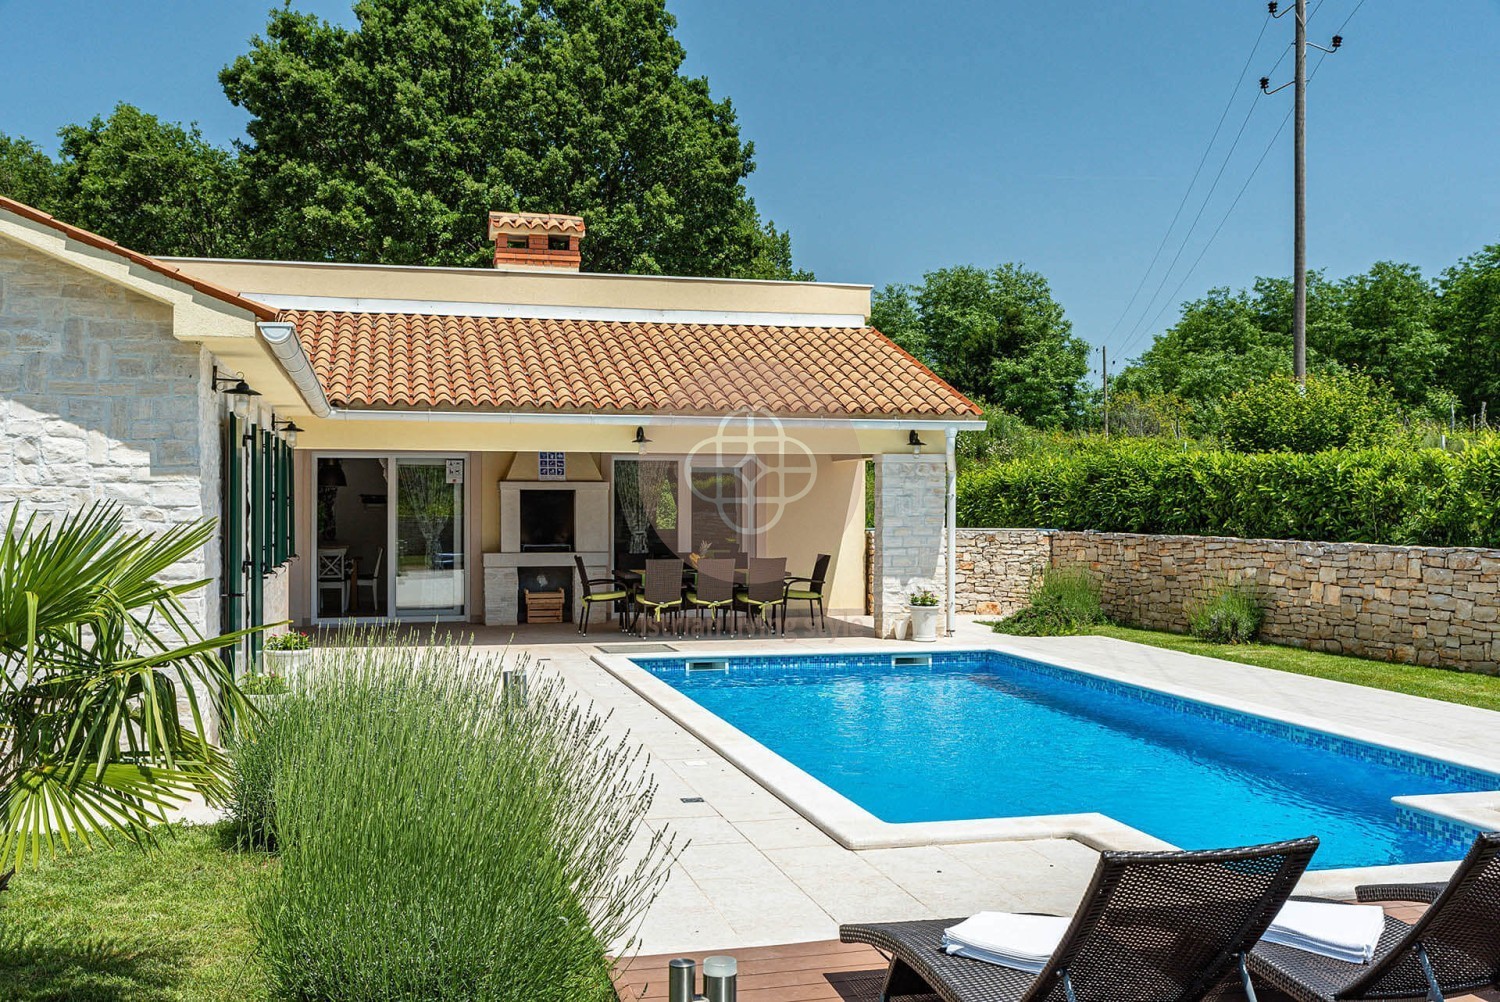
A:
1130 29 1355 347
1115 92 1266 356
1136 108 1294 343
1098 15 1271 348
1109 0 1330 361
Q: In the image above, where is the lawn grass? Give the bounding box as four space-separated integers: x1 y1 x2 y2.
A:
0 822 273 1002
1090 623 1500 712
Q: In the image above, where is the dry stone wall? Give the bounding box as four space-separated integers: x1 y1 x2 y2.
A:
934 527 1500 674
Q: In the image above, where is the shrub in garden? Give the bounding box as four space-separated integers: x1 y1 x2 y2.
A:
1188 580 1265 644
231 636 672 1001
991 567 1106 636
957 438 1500 547
1216 372 1405 453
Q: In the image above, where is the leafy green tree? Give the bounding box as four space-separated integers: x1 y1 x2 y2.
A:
1436 245 1500 417
876 264 1088 427
47 104 247 258
0 135 62 212
869 283 927 360
1216 372 1405 453
220 0 802 277
1324 262 1443 406
1112 286 1309 409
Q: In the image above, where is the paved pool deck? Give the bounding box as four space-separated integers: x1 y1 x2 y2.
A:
505 617 1500 956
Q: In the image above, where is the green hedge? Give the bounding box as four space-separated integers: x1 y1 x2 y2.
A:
957 439 1500 547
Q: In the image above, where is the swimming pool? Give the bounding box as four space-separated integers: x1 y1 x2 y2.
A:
631 649 1493 869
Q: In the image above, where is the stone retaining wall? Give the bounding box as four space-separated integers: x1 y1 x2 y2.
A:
889 527 1500 674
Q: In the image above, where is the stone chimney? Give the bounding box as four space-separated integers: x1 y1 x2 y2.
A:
488 211 585 271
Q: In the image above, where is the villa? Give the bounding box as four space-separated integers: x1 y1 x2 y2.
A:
0 195 983 669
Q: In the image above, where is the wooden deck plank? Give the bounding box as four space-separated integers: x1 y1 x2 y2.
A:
614 899 1500 1002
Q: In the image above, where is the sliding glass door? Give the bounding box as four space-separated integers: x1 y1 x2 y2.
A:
393 458 466 617
611 457 755 570
612 458 680 571
312 453 467 623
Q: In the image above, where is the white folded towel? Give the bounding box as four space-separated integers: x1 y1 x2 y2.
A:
1262 900 1386 964
941 912 1071 974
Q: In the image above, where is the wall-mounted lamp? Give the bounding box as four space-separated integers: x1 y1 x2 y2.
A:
276 419 304 448
634 426 652 455
213 368 261 419
908 430 925 456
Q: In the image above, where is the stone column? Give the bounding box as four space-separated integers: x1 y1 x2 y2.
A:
871 454 947 638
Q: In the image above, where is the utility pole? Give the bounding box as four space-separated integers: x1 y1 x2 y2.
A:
1293 0 1307 384
1262 3 1340 387
1101 346 1110 437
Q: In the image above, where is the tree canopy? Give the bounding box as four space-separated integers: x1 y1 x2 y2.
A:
872 264 1091 428
0 0 805 278
1115 250 1500 425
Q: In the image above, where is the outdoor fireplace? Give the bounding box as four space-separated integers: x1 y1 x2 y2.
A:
520 489 576 551
487 478 609 626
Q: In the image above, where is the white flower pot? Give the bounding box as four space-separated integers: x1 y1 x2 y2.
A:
261 647 312 679
908 604 941 642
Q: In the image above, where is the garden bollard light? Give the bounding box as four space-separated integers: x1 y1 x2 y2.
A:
667 957 698 1002
703 955 737 1002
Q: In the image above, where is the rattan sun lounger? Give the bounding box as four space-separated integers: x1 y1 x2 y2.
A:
839 836 1319 1002
1248 830 1500 1002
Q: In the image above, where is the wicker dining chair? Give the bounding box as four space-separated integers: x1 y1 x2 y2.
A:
634 559 685 638
841 836 1319 1002
737 557 788 636
785 552 831 632
573 555 629 636
1249 830 1500 1002
687 558 737 637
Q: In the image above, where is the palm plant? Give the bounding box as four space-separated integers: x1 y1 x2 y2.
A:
0 503 257 872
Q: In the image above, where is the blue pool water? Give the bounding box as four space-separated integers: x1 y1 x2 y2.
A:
634 650 1493 869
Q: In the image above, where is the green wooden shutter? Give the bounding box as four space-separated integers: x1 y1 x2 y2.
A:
248 421 265 667
221 414 244 676
284 440 297 560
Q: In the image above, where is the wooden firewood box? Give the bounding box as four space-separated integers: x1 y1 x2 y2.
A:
523 588 566 624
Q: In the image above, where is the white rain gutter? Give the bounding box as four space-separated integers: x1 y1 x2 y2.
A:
945 426 958 638
256 321 332 418
322 408 986 432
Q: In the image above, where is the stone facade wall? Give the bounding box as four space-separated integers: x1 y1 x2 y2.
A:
0 240 221 637
936 525 1500 675
870 454 947 638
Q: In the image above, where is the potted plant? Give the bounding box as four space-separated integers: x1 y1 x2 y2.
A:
908 589 941 642
262 630 313 678
240 671 289 713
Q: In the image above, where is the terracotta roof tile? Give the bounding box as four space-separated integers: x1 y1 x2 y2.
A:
286 310 980 418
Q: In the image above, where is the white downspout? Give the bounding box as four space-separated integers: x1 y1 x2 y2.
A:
945 426 958 637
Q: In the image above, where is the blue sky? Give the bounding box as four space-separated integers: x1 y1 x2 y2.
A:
1 0 1496 366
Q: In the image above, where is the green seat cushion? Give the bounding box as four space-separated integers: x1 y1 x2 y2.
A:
687 591 733 607
583 590 628 602
637 598 681 610
741 598 784 607
785 589 820 600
